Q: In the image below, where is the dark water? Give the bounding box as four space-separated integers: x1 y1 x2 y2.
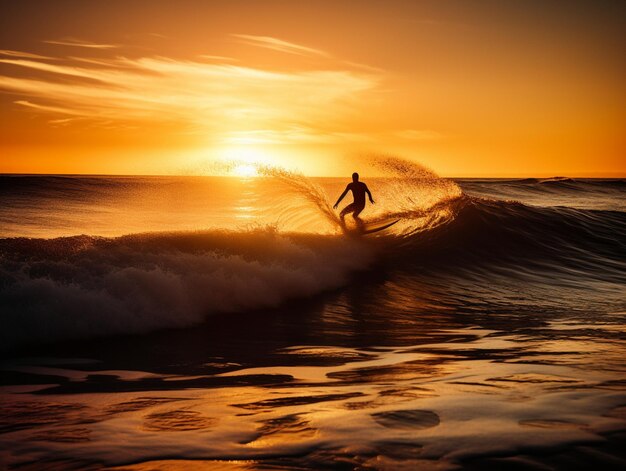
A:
1 168 625 470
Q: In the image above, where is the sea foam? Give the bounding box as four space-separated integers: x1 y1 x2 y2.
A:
0 230 373 349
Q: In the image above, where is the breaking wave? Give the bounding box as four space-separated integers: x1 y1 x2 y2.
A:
1 158 624 349
0 230 373 350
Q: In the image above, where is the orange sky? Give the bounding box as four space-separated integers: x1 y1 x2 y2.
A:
1 0 624 177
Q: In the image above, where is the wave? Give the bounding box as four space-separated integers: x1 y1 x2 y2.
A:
0 158 466 349
482 177 626 190
1 160 624 349
408 197 626 270
2 196 624 350
0 229 373 350
0 174 142 201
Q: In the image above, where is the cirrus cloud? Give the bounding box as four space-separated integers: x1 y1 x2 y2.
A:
0 42 377 143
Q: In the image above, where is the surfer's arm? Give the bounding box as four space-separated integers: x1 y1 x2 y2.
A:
365 185 375 204
333 186 350 209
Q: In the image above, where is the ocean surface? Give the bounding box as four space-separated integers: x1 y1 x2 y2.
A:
1 161 625 470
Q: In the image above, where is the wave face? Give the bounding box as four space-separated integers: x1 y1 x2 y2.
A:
0 231 373 349
410 197 625 274
458 177 626 211
1 164 624 349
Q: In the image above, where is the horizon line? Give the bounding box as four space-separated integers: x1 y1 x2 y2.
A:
1 172 625 179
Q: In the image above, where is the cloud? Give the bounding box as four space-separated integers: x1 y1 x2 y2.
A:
0 47 378 144
44 38 119 49
48 117 85 125
0 50 54 60
220 128 378 145
0 58 116 82
1 42 448 154
232 34 330 57
197 54 239 62
342 61 385 73
14 99 84 116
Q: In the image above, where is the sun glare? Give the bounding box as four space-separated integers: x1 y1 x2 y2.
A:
217 145 272 177
232 163 258 178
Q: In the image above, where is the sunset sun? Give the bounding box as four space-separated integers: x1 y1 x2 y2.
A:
232 163 258 178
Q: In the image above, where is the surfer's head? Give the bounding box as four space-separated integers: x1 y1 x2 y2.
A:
352 172 359 182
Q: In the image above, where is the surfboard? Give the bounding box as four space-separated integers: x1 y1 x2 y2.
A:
361 219 400 235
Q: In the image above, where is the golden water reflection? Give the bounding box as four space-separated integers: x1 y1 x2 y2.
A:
2 324 625 469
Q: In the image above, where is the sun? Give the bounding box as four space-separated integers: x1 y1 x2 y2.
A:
232 163 258 178
216 145 270 177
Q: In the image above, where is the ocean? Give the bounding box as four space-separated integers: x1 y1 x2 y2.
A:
1 161 625 470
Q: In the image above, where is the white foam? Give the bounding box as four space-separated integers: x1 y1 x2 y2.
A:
0 230 373 349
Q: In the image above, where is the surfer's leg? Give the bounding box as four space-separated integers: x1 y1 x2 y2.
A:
352 205 365 231
340 203 356 221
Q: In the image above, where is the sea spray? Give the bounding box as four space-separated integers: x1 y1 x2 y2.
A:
254 157 465 236
360 155 465 235
367 154 462 209
256 164 342 229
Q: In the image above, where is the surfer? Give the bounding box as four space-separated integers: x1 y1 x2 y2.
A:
333 172 375 226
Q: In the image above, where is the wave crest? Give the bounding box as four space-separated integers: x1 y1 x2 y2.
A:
0 229 373 349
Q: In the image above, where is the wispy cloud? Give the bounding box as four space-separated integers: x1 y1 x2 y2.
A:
0 50 54 60
0 46 377 144
44 38 119 49
14 99 84 116
197 54 239 63
0 58 115 82
0 40 448 155
232 34 330 57
221 127 379 145
342 61 385 73
48 117 87 126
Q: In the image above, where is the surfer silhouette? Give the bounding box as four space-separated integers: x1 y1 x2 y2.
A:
333 172 374 227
